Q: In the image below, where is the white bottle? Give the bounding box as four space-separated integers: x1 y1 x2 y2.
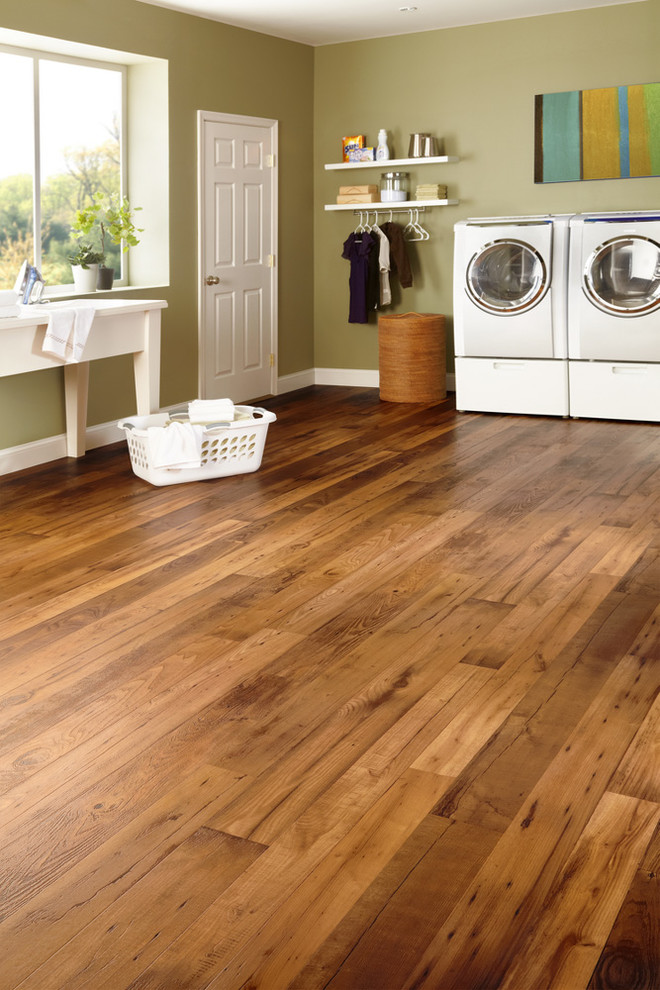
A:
376 129 390 161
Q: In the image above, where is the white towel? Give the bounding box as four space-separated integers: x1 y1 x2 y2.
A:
188 398 235 423
42 307 95 362
147 421 204 469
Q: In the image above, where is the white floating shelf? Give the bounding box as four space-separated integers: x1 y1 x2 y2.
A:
325 156 459 170
324 199 459 211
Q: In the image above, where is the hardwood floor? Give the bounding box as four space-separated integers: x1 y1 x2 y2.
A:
0 385 658 990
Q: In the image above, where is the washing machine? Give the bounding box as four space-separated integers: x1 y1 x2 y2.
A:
453 215 571 416
568 211 660 422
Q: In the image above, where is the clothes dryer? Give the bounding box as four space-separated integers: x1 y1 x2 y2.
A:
568 211 660 422
453 215 571 416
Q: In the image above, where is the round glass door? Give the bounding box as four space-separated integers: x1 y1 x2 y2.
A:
466 239 548 315
583 236 660 315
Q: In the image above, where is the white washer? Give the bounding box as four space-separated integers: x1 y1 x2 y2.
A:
568 211 660 422
453 215 571 416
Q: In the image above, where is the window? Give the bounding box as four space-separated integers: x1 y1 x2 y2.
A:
0 46 126 291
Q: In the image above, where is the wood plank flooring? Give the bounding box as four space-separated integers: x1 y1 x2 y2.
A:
0 385 658 989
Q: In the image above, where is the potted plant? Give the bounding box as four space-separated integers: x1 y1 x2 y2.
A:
71 192 143 290
68 242 104 294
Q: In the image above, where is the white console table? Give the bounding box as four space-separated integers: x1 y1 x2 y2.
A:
1 298 166 457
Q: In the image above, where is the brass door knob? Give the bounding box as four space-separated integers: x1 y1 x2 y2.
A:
205 275 220 285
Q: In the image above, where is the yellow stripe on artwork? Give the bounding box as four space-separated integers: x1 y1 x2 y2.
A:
582 87 620 179
627 84 651 176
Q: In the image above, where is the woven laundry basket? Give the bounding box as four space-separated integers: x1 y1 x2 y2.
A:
378 312 446 403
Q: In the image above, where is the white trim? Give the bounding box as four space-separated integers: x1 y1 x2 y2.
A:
0 372 456 476
314 367 380 388
278 368 456 392
277 368 316 393
0 420 123 477
197 109 278 400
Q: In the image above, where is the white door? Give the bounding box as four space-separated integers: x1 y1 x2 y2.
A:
198 111 278 402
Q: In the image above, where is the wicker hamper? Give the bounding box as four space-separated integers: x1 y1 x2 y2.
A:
378 312 446 403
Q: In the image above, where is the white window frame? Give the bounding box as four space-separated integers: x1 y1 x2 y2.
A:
0 42 128 292
0 28 170 294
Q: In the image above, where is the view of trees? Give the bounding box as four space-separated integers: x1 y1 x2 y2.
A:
0 125 121 291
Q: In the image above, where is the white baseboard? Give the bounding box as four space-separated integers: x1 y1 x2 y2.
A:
279 368 455 392
0 371 456 477
0 420 124 478
314 367 380 388
276 368 316 393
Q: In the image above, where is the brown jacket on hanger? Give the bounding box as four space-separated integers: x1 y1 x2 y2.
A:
380 221 413 289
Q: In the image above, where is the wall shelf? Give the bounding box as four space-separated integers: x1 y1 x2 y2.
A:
324 154 459 209
324 199 459 211
324 156 459 170
324 154 459 210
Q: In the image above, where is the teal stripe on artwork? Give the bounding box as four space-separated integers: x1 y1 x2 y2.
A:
644 82 660 175
542 90 581 181
618 86 630 177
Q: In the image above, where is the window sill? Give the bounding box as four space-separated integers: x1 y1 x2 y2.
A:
42 283 170 302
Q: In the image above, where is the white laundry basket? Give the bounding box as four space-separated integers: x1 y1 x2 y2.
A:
117 405 276 486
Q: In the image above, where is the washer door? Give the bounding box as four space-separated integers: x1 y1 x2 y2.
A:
466 239 549 315
584 236 660 315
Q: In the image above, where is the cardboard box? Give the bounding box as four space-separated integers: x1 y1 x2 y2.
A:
348 147 375 162
339 185 379 195
342 135 365 162
336 193 380 204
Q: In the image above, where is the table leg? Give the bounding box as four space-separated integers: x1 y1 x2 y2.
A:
63 362 90 458
133 309 162 414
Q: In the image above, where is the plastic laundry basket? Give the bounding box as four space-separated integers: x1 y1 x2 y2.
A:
117 405 276 486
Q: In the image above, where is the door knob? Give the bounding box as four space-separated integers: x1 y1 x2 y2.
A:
205 275 220 285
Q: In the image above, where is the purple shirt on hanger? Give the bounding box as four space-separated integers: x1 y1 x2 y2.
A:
342 231 376 323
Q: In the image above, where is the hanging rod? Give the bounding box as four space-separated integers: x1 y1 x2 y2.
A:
352 206 431 241
351 205 427 216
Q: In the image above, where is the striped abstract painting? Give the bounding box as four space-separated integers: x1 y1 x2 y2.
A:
534 83 660 182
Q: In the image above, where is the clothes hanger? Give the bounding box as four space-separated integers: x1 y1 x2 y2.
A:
417 209 430 240
404 209 429 241
404 209 422 240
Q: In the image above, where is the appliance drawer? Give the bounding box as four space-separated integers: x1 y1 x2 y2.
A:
568 360 660 422
455 357 569 416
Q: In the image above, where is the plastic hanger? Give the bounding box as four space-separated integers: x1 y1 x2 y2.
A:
404 209 429 241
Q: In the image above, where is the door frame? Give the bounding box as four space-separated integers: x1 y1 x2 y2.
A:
197 109 279 400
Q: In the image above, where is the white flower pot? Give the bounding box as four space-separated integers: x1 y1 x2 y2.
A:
71 264 98 294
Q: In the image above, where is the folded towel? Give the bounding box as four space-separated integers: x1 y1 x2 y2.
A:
188 398 235 423
147 421 204 469
0 289 18 307
42 306 95 362
0 305 21 318
415 184 448 200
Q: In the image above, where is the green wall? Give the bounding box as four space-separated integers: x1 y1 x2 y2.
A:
0 0 314 448
314 0 660 373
